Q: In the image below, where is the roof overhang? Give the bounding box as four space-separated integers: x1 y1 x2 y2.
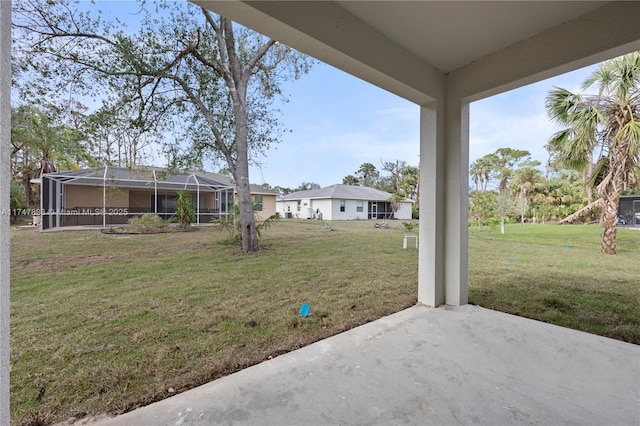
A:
193 1 640 103
42 167 235 193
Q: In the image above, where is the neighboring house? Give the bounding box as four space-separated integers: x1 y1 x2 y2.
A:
619 194 640 227
195 171 278 221
38 166 276 230
277 184 413 221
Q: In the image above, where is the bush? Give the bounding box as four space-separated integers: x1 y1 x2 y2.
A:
174 190 196 229
403 221 417 231
218 204 280 246
412 204 419 219
128 214 169 233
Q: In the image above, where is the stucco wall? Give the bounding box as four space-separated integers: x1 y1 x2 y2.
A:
129 191 151 212
330 199 368 220
279 199 309 218
277 199 411 220
130 190 217 214
254 194 276 221
277 199 334 220
310 199 332 220
395 202 413 220
65 185 128 208
277 200 302 218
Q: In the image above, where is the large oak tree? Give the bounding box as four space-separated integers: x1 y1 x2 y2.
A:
13 0 312 252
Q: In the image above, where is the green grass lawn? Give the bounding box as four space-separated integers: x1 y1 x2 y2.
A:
468 223 640 344
9 220 640 425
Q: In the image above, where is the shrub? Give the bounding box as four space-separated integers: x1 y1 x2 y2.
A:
218 204 279 246
128 214 169 233
174 190 196 229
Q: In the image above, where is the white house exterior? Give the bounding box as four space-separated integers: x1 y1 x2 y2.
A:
277 184 413 221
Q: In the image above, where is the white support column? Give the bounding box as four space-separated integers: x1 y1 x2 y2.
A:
418 102 444 307
193 174 200 225
0 1 11 424
153 170 157 215
102 166 107 228
56 181 61 228
418 96 469 307
443 96 470 306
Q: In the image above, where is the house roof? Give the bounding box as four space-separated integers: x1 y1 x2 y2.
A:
194 171 278 195
282 184 411 202
42 166 233 192
41 166 277 195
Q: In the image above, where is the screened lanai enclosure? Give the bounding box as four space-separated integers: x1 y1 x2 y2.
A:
40 166 235 230
619 195 640 228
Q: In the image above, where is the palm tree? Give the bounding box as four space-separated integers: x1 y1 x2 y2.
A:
469 155 494 192
342 175 359 185
509 166 545 225
546 51 640 254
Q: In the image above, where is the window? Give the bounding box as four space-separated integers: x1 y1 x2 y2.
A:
356 200 363 212
297 200 301 212
253 195 263 211
150 193 177 214
191 194 205 210
340 200 346 212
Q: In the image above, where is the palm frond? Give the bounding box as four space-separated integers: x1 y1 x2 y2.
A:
545 87 584 124
585 52 640 103
255 213 280 238
547 129 592 171
615 117 640 164
587 157 609 188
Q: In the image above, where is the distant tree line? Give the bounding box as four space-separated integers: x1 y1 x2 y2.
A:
341 160 419 197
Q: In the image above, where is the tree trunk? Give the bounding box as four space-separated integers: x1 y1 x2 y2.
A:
21 150 32 207
236 172 259 252
598 163 625 255
233 93 260 253
597 126 630 255
600 190 620 254
600 205 618 254
22 172 31 207
557 198 604 224
500 216 505 235
583 167 593 201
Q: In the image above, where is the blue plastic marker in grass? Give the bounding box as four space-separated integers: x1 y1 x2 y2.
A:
299 302 310 317
509 257 514 263
565 244 571 249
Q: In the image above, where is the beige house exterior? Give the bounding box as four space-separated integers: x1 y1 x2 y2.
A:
38 166 257 230
193 171 278 221
39 167 278 230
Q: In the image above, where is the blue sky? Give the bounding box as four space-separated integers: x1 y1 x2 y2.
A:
245 61 600 189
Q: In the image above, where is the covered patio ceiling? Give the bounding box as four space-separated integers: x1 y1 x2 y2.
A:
194 1 639 103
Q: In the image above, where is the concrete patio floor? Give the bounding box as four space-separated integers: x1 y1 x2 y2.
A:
86 305 639 426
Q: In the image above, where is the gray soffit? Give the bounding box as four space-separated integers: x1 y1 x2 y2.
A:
193 1 640 103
